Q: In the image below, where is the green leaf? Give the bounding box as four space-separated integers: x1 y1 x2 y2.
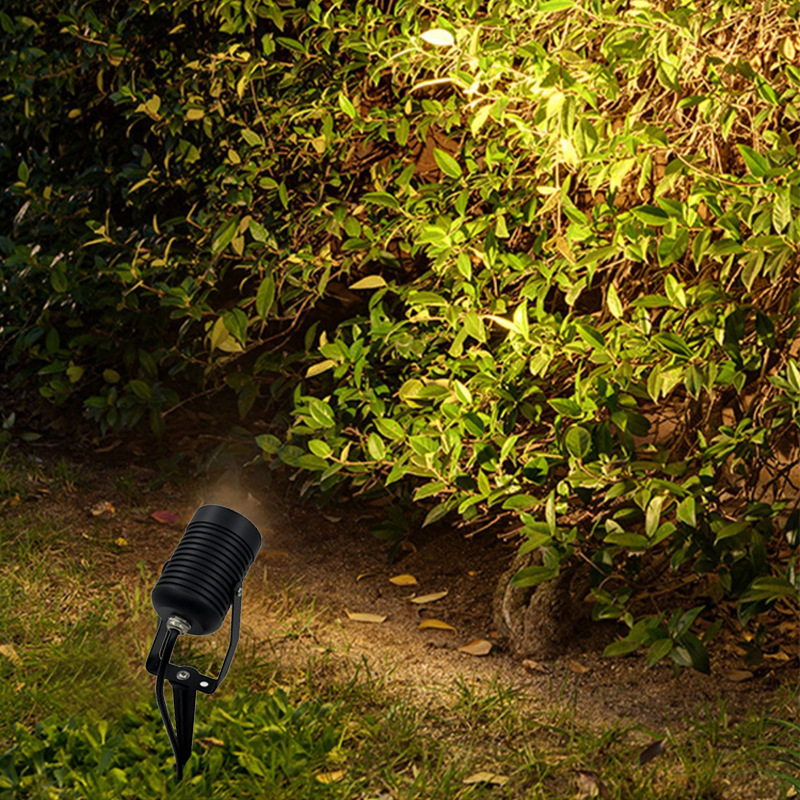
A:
575 323 605 349
395 117 410 146
740 576 798 603
549 398 583 417
306 360 336 378
565 425 591 459
646 638 674 668
603 532 649 549
128 379 151 402
603 638 641 657
362 192 400 210
672 632 709 674
375 417 405 440
676 495 696 527
714 520 749 543
657 229 689 267
414 481 447 500
606 284 623 319
350 275 387 290
338 94 356 118
773 186 792 233
307 398 335 428
737 145 769 177
653 332 693 358
423 502 452 527
510 565 558 588
664 274 687 309
308 439 332 458
255 433 282 454
433 148 462 179
367 433 386 460
645 495 666 537
211 216 240 254
632 205 669 226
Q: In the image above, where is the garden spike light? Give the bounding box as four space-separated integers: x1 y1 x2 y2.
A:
146 504 262 781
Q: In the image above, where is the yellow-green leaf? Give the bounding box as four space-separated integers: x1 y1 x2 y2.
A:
349 275 387 290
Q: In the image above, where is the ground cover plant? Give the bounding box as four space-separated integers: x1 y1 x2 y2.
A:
2 0 800 676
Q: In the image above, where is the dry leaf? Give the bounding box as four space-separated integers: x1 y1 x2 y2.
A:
0 644 22 668
196 736 225 748
765 651 791 661
94 440 122 454
638 739 664 766
522 658 549 674
463 772 508 786
567 659 590 674
409 591 448 604
458 639 492 656
316 769 346 784
725 669 753 682
90 501 115 517
355 573 375 582
151 510 180 524
114 537 128 547
418 618 456 632
574 769 602 799
346 610 387 624
420 28 455 47
389 574 418 586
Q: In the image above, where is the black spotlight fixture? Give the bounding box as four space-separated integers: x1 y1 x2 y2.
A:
145 504 262 780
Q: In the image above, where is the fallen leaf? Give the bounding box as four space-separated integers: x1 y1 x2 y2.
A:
114 537 128 547
322 515 342 523
196 736 225 748
0 644 22 668
765 651 791 661
346 610 387 624
567 659 590 674
522 659 550 674
462 771 508 786
94 440 122 454
458 639 492 656
638 739 664 766
316 769 346 784
419 619 456 632
90 501 115 517
466 570 479 576
389 573 418 586
409 591 448 604
356 573 375 582
574 769 602 799
151 510 180 524
725 669 753 682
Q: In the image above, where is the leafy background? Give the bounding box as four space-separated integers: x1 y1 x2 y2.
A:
2 0 800 672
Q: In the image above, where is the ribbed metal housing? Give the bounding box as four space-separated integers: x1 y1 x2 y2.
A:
151 505 262 635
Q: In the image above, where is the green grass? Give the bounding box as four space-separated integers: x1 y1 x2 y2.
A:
0 455 798 798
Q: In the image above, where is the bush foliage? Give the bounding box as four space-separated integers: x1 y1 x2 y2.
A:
3 0 800 670
0 689 343 797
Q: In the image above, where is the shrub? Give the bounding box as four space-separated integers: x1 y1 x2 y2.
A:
3 0 800 670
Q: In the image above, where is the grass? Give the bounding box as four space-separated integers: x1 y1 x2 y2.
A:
0 451 798 798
